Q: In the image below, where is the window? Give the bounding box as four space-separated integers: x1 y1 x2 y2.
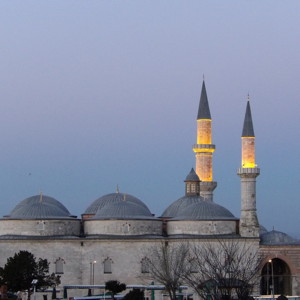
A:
141 257 150 273
189 258 198 273
55 258 65 274
37 221 45 231
103 257 113 274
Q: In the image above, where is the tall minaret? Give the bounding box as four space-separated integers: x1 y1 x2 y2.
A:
193 80 217 201
237 99 260 237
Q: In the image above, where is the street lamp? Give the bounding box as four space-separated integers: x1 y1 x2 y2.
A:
89 261 97 295
32 279 38 300
269 259 274 300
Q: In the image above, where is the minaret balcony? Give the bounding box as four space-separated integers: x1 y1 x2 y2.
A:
193 144 215 153
237 167 260 176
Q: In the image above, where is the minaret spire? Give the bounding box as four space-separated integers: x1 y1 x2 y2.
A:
237 98 260 237
193 80 217 201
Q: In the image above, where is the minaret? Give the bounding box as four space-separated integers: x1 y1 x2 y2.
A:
237 99 260 237
193 80 217 201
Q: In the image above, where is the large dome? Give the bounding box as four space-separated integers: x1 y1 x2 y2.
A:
173 201 236 220
93 200 155 220
161 195 203 218
162 195 236 220
84 192 150 215
6 194 75 219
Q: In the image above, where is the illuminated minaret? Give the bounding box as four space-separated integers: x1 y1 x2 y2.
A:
237 99 260 237
193 80 217 201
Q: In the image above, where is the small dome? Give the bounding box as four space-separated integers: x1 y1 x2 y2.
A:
260 225 268 234
185 168 200 182
93 201 155 220
173 201 236 220
84 192 149 215
7 195 74 219
260 230 300 245
161 195 203 218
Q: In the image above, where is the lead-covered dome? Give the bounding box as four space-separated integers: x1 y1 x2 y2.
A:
161 195 203 218
84 192 149 216
84 192 162 236
0 194 80 237
260 230 300 245
6 194 75 219
93 200 154 220
173 201 236 220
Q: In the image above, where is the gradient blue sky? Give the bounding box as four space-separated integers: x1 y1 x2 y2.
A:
0 1 299 237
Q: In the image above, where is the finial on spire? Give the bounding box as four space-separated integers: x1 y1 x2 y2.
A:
116 185 119 193
247 93 250 101
39 191 43 203
203 74 205 82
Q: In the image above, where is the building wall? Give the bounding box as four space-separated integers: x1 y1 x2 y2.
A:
0 236 266 299
0 219 81 236
84 219 162 236
259 245 300 296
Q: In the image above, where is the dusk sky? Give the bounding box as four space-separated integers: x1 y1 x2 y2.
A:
0 1 299 237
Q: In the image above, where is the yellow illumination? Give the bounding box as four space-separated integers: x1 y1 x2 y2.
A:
242 137 256 168
197 119 212 121
193 148 215 153
242 162 256 168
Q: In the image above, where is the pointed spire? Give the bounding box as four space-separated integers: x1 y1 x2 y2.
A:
184 168 200 182
116 184 119 193
197 80 211 120
242 100 255 137
39 192 43 203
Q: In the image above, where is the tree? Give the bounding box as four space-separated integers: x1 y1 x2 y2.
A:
0 251 60 300
144 242 191 300
123 289 144 300
105 280 126 300
185 239 262 300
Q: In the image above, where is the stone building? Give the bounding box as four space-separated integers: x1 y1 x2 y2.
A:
0 81 299 299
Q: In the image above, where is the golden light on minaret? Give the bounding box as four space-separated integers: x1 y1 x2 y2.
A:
242 137 255 168
237 99 260 237
193 81 215 182
241 100 256 168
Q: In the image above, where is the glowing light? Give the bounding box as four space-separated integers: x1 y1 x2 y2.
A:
197 119 212 121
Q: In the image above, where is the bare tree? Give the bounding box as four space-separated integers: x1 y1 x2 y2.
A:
185 239 262 300
144 241 191 300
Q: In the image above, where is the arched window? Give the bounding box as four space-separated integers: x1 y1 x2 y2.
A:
189 258 198 273
103 257 113 274
55 258 65 274
261 258 291 295
141 257 150 273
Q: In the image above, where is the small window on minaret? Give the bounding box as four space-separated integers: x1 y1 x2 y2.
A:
187 185 191 193
191 184 196 193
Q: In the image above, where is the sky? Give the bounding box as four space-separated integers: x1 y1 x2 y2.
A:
0 1 299 237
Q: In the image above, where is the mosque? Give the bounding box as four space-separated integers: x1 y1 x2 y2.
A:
0 81 299 299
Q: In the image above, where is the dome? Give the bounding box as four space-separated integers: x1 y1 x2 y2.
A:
161 195 203 218
84 192 149 215
93 200 154 220
173 200 236 220
161 195 236 220
7 194 75 219
260 230 300 245
260 225 268 234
